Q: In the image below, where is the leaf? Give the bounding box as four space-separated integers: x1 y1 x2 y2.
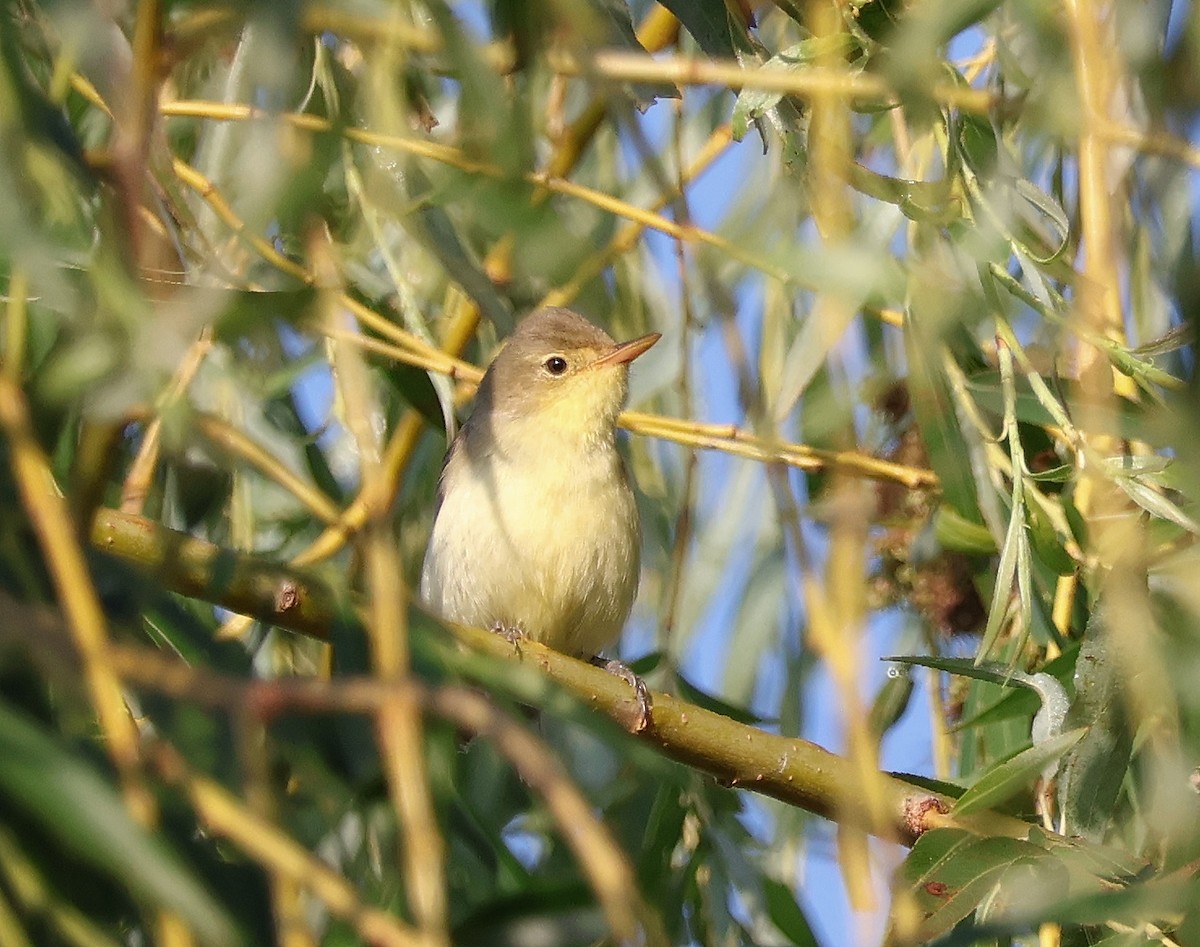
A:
884 654 1024 687
1012 177 1071 264
774 302 863 422
762 877 819 947
1031 874 1196 927
207 287 317 340
1025 497 1076 576
886 773 966 799
732 38 851 142
952 646 1079 732
904 316 981 522
977 499 1022 660
1134 323 1193 357
847 163 960 224
965 372 1158 446
364 150 514 333
934 506 998 554
936 873 1195 945
1114 475 1200 534
900 829 1051 941
1059 609 1134 841
886 656 1071 742
868 667 915 738
586 0 679 106
1027 463 1073 482
1102 454 1172 475
1032 828 1146 882
0 701 240 946
656 0 738 57
674 673 767 726
952 727 1086 815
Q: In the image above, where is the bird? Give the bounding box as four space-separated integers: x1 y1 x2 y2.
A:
420 307 659 724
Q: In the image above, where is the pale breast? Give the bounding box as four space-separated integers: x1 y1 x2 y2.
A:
421 440 640 657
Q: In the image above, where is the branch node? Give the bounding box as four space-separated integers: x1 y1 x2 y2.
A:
903 794 950 839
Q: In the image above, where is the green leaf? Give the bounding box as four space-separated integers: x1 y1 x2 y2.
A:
1036 874 1196 926
0 702 240 946
884 654 1022 687
848 163 959 224
936 873 1194 944
674 673 767 726
886 656 1071 743
900 829 1051 941
586 0 679 106
977 499 1023 660
656 0 737 57
868 668 915 738
952 727 1086 815
904 316 981 523
965 372 1158 446
762 877 819 947
732 38 851 143
207 287 318 340
1027 463 1073 482
1025 497 1076 576
952 646 1078 732
1012 178 1071 264
1114 475 1200 534
934 505 997 554
1059 610 1134 841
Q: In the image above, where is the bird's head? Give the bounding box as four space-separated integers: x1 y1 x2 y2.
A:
473 307 659 449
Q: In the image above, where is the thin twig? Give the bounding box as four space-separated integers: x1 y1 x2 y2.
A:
318 231 448 945
148 742 422 947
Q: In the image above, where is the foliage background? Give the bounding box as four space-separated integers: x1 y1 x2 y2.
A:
2 0 1200 945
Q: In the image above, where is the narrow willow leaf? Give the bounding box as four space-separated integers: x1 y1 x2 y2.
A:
901 830 1050 941
1102 455 1171 475
762 877 819 947
978 502 1021 659
656 0 738 57
939 875 1195 944
884 654 1026 687
773 302 860 422
1025 495 1076 576
905 318 981 521
1012 178 1071 264
964 372 1152 441
952 646 1079 732
1059 609 1134 841
847 163 959 224
869 667 915 738
887 656 1070 743
0 703 240 946
732 39 849 141
952 727 1086 815
1114 475 1200 534
1134 323 1193 357
1027 463 1073 483
934 506 998 554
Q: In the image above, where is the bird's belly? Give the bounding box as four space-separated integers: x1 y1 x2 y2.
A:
421 453 639 656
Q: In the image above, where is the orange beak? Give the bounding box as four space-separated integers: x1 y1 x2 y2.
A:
592 332 661 368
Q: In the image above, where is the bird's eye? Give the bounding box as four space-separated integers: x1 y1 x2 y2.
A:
544 356 568 376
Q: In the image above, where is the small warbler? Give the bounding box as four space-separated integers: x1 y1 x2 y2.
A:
420 308 659 718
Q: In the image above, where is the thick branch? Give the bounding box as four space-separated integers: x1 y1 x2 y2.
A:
88 507 1028 845
91 507 338 639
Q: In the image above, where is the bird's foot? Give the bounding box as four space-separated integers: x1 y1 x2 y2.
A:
593 656 653 733
490 621 526 653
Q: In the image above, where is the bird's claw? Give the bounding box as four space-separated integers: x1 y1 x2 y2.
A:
595 657 653 733
490 621 526 653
